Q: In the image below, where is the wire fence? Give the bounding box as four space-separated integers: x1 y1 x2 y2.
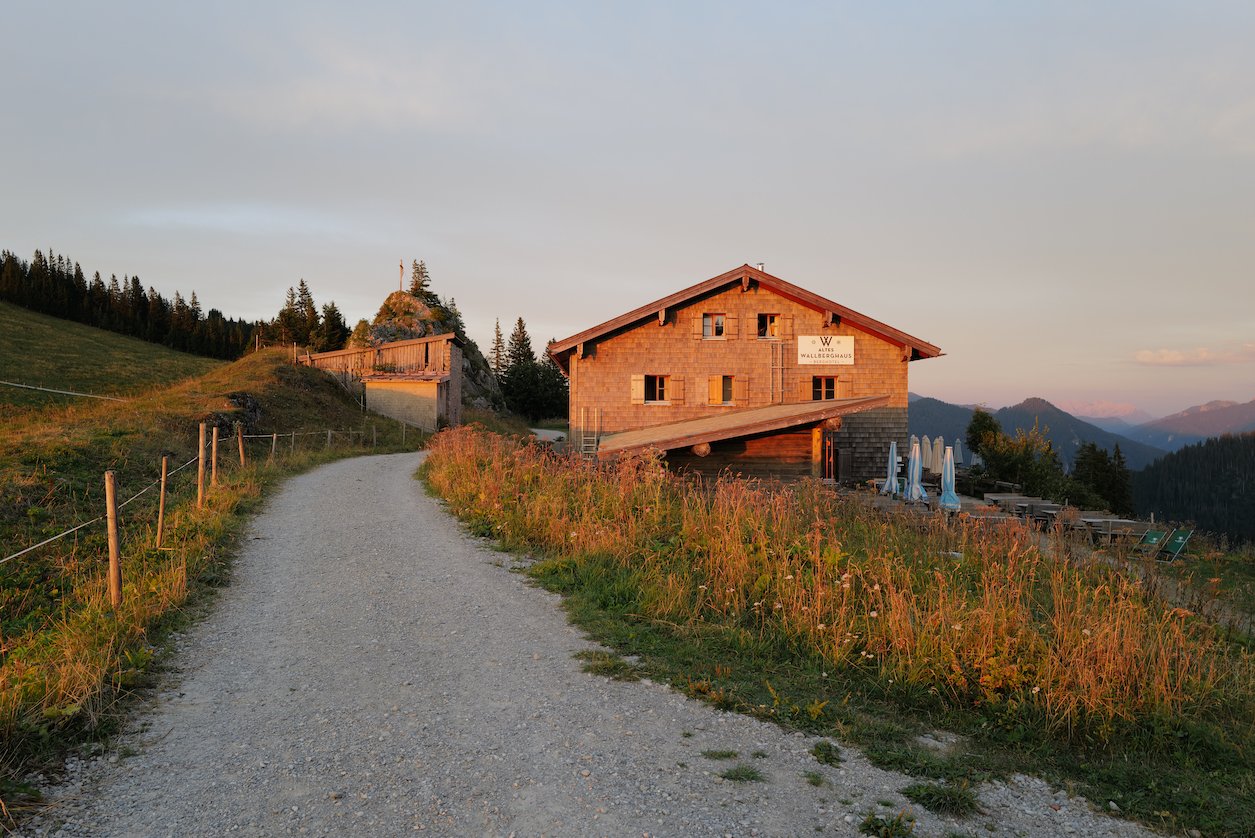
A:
2 419 414 575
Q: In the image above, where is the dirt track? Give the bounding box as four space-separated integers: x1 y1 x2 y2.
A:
20 453 1153 837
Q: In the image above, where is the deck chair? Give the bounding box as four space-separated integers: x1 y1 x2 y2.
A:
1133 528 1171 558
1156 529 1193 561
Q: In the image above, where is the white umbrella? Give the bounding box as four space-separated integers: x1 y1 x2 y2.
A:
932 436 944 474
910 434 919 455
939 446 961 511
905 440 928 503
880 440 898 495
921 435 933 471
953 438 964 466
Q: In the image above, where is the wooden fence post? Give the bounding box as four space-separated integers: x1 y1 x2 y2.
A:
401 421 406 446
104 470 122 607
291 431 296 453
197 422 207 509
373 424 377 448
236 422 246 467
155 455 169 548
326 429 332 449
270 432 277 464
211 426 220 487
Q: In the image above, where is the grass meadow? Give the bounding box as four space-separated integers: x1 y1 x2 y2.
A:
423 426 1255 836
0 301 222 409
0 348 422 821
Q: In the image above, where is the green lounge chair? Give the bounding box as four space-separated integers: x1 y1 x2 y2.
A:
1156 529 1193 562
1134 528 1171 558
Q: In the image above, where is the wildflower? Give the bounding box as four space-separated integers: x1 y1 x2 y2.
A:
785 574 794 580
698 585 707 590
817 623 826 630
1082 629 1090 636
872 583 880 592
774 602 783 609
1032 686 1041 694
952 624 962 631
869 610 878 618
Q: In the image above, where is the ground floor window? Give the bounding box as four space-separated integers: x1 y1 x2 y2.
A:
812 376 837 400
645 374 668 403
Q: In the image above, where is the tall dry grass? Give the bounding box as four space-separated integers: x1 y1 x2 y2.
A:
425 427 1252 742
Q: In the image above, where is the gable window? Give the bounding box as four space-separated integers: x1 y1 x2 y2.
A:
702 313 726 339
812 376 837 401
645 375 667 403
757 313 781 339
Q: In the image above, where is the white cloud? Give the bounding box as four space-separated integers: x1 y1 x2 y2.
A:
1133 343 1255 366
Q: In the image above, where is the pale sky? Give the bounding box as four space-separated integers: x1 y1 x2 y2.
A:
4 1 1254 417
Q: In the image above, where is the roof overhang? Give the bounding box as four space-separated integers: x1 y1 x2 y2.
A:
548 264 942 373
595 395 891 459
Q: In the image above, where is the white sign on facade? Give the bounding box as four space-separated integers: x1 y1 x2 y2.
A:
797 335 854 365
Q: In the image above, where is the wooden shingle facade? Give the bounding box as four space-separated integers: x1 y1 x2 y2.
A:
548 265 940 482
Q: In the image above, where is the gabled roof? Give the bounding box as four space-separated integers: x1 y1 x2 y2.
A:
595 395 890 458
548 264 941 371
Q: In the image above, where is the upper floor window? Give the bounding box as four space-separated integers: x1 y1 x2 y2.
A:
708 374 734 405
645 374 668 403
702 313 726 339
757 313 781 339
812 376 837 401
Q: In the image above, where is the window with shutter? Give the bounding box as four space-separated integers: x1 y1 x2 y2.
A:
630 374 645 404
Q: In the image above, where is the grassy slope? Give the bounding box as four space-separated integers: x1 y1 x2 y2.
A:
1 346 421 818
0 301 222 409
423 429 1255 837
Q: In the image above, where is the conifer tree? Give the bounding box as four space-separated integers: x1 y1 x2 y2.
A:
490 318 506 376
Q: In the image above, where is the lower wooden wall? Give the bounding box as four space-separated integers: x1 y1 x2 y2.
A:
830 407 907 483
666 428 814 480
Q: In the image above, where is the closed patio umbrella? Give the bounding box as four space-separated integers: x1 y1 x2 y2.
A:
921 435 932 471
932 436 944 473
880 440 898 495
953 438 964 466
905 440 928 503
939 446 961 511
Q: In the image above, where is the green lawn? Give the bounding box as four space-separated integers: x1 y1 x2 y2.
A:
0 302 222 409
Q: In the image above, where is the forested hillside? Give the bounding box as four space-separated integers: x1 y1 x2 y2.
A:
1 249 258 359
1133 433 1255 543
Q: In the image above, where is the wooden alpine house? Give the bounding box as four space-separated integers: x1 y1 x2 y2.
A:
548 264 941 482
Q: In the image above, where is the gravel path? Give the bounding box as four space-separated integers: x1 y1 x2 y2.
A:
19 453 1157 837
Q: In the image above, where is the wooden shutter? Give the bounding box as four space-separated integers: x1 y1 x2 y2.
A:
670 376 685 404
733 376 749 404
725 316 739 338
799 377 814 402
781 315 794 339
630 374 645 404
692 315 704 339
708 375 723 405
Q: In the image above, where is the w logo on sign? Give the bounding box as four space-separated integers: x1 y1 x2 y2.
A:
819 336 833 346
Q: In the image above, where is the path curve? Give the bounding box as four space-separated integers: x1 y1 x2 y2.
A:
20 453 1153 837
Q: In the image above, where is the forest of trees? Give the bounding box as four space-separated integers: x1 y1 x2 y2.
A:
1 248 258 359
495 316 567 421
965 408 1133 513
1134 433 1255 543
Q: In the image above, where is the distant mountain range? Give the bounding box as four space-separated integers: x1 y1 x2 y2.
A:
909 396 1166 470
1121 398 1255 451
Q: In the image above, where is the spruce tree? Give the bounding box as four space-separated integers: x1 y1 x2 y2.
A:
490 318 506 376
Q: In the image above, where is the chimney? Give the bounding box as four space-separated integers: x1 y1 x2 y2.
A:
755 262 765 272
